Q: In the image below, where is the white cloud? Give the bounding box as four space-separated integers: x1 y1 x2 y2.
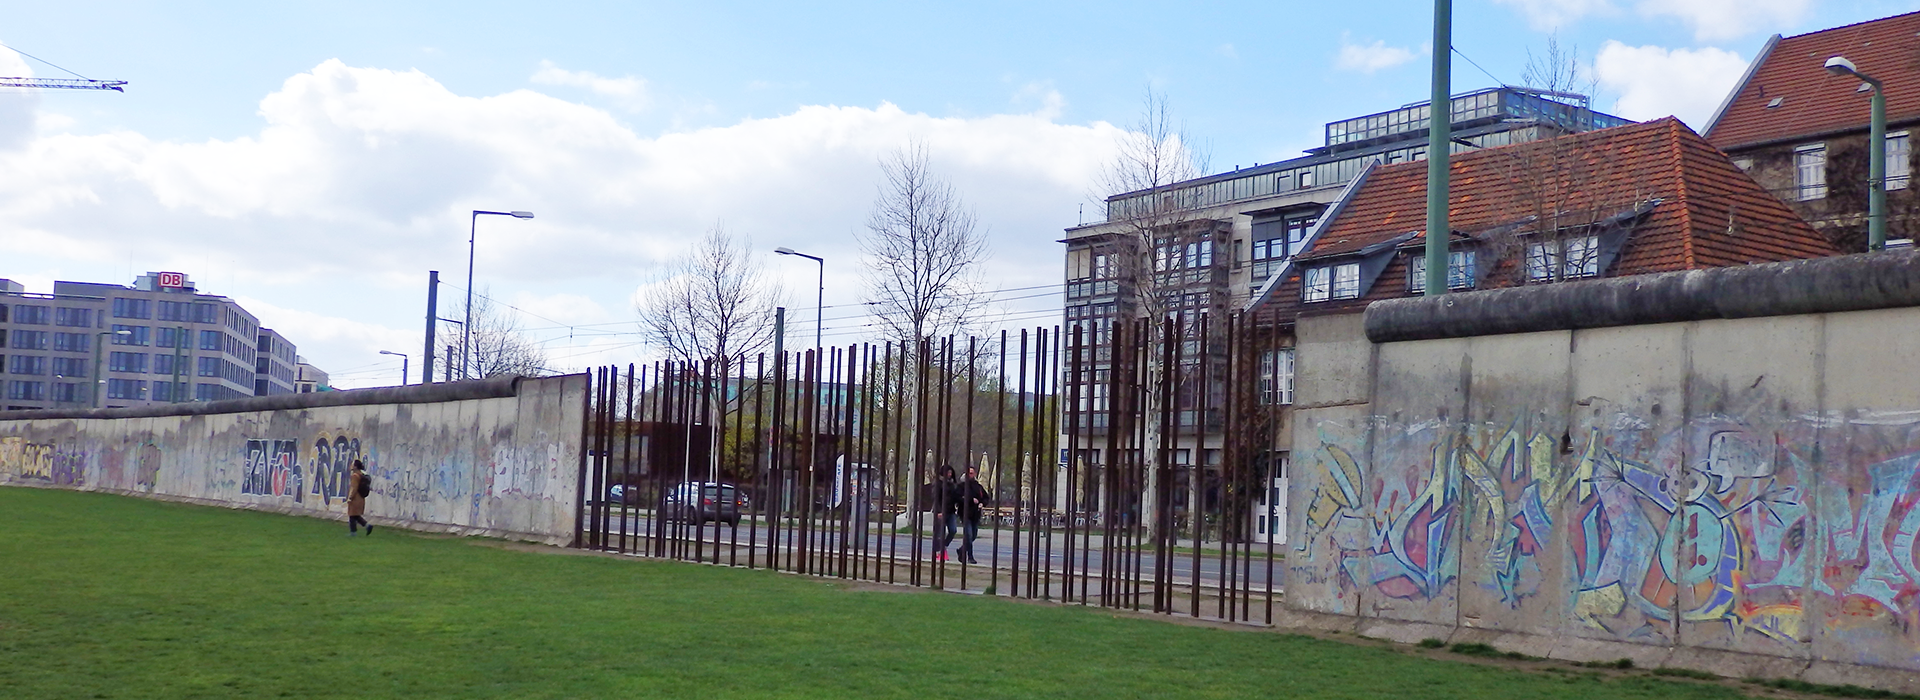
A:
0 44 42 150
1636 0 1811 42
0 59 1120 387
1494 0 1808 39
530 60 650 111
1594 41 1749 128
1492 0 1616 31
1335 35 1417 74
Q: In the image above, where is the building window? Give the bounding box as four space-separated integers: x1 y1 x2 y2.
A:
197 356 220 378
1298 169 1316 189
1408 251 1477 291
153 381 179 402
112 325 151 346
51 383 80 403
51 357 88 378
1303 266 1332 302
193 303 217 324
107 378 148 400
153 354 178 377
1564 235 1600 277
109 352 149 373
1259 348 1294 406
111 297 152 319
195 383 219 401
1286 216 1317 254
200 330 222 351
157 300 193 322
1889 132 1911 191
7 380 46 401
1795 143 1827 201
11 330 49 350
14 305 50 325
1526 235 1602 282
1331 262 1361 299
1251 238 1287 281
9 355 47 375
52 333 88 353
54 308 93 327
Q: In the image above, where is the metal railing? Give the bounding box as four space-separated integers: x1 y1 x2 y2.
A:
575 315 1287 623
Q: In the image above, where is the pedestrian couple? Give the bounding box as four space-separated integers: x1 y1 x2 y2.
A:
930 464 990 564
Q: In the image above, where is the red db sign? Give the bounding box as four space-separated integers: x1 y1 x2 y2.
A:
157 272 185 288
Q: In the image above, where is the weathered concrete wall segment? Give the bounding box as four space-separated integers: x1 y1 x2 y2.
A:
1290 302 1920 682
0 375 587 545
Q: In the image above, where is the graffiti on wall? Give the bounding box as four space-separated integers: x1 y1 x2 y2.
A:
310 433 362 505
1297 413 1829 649
0 437 86 486
242 439 301 500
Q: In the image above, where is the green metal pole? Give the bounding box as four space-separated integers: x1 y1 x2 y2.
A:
1425 0 1452 295
92 333 104 408
1870 82 1888 252
774 307 786 361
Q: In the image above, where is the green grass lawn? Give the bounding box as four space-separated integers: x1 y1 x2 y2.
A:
0 488 1754 700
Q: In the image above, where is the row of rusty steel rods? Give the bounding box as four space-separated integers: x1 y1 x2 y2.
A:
572 318 1283 621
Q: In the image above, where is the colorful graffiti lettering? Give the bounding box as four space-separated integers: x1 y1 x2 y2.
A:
242 439 301 500
1297 413 1827 649
309 434 362 505
0 437 85 486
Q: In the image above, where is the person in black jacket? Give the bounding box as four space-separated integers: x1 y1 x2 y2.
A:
930 465 960 562
958 465 991 564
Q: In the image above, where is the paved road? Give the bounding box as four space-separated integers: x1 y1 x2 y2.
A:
588 510 1281 591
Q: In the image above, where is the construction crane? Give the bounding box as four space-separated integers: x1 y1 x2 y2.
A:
0 77 125 91
0 45 124 92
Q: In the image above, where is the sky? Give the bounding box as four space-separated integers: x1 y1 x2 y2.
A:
1 0 1913 388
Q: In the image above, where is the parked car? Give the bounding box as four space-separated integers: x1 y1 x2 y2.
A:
662 482 748 525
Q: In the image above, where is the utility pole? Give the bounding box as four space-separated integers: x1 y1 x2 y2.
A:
172 326 186 402
445 345 455 383
423 271 439 384
1424 0 1453 296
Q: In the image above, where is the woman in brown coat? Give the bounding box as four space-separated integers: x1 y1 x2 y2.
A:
347 459 372 536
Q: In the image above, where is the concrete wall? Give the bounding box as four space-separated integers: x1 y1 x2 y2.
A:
0 374 587 545
1288 254 1920 686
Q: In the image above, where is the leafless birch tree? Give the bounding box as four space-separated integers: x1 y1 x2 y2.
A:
638 223 782 377
860 141 990 348
1092 88 1209 536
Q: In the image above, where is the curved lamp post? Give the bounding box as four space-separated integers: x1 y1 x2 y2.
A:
1826 56 1888 252
774 247 824 351
379 350 409 387
466 209 534 380
93 329 132 408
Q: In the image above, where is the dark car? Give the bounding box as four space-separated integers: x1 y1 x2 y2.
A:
662 482 748 525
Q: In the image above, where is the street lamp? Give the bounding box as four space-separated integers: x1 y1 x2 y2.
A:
92 329 131 408
466 209 534 381
774 247 824 351
1826 55 1889 252
379 350 409 387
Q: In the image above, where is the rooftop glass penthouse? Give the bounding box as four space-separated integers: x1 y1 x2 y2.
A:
1102 87 1630 222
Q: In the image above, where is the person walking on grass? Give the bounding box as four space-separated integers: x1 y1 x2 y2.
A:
347 459 373 536
958 465 991 564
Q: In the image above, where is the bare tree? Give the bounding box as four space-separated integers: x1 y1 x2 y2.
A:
1095 87 1209 325
638 223 783 376
452 290 548 379
860 141 990 348
1472 38 1649 286
1090 88 1210 536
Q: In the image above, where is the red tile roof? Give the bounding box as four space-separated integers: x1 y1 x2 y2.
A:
1707 11 1920 150
1254 118 1834 323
